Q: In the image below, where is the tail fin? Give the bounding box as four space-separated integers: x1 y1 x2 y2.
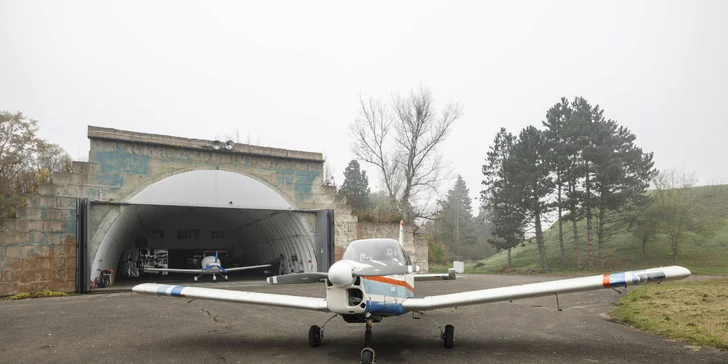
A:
399 220 404 247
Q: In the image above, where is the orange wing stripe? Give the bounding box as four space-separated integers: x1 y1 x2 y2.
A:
363 276 414 292
602 273 611 288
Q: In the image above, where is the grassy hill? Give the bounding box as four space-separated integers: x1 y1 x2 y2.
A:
457 184 728 276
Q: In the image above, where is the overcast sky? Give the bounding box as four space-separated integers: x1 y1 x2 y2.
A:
2 0 726 211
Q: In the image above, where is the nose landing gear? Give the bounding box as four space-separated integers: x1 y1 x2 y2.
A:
360 315 376 364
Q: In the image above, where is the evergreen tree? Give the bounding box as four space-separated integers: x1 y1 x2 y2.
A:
569 97 597 270
434 175 478 260
589 118 657 269
480 128 527 267
507 126 554 272
340 160 371 212
542 97 571 269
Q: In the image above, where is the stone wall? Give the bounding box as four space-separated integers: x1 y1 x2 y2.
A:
0 161 90 296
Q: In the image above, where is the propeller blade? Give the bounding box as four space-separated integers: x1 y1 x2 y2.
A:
266 272 328 285
352 265 411 277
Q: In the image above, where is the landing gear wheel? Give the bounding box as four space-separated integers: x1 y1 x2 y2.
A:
308 325 322 347
443 324 454 349
224 275 229 281
194 276 198 282
360 348 375 364
213 275 217 283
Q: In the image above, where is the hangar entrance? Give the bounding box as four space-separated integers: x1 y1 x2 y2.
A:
75 170 335 293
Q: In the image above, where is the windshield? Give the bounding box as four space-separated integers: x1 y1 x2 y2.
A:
341 238 410 267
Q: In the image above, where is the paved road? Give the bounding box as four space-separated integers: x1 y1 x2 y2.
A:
1 274 725 364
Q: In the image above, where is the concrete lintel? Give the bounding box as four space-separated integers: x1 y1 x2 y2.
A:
87 125 324 163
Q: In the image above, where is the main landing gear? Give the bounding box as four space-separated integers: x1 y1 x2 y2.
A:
307 312 454 363
193 273 229 282
413 311 455 349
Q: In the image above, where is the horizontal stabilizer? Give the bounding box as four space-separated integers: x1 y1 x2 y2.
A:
402 265 691 312
266 272 328 284
132 283 328 312
414 268 457 281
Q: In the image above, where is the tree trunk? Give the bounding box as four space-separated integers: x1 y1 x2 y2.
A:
507 247 512 267
535 209 548 272
572 215 581 269
557 184 566 269
671 233 680 264
597 207 606 270
585 164 594 270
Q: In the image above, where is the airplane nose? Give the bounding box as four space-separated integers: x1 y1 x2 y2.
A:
328 261 354 287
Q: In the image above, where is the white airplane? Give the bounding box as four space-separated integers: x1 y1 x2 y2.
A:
133 222 691 363
143 251 271 282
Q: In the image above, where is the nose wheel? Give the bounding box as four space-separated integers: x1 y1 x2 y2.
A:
360 347 375 364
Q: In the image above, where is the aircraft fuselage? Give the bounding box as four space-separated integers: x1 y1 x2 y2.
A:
324 260 415 320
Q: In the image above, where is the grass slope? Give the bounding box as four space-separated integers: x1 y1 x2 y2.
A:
609 278 728 350
466 185 728 275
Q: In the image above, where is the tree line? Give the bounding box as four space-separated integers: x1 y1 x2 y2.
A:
341 88 724 270
1 111 72 220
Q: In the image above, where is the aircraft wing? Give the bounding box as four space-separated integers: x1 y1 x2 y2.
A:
224 264 272 272
132 283 329 312
402 266 690 312
143 267 203 274
414 268 457 281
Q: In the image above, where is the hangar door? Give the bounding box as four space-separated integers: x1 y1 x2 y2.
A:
76 198 334 293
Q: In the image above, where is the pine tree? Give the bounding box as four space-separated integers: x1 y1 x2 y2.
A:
507 126 554 272
590 119 657 269
570 97 596 270
434 175 478 260
481 128 527 267
340 160 371 212
542 97 571 269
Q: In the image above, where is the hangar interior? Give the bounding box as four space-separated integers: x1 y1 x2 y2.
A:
108 205 321 281
81 170 334 286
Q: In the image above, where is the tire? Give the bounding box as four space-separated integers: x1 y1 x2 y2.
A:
360 350 373 364
444 324 454 349
308 325 322 347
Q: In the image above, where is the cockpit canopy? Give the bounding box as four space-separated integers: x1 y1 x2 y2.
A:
341 238 411 267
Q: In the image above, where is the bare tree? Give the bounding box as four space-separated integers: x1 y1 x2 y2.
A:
322 153 336 186
350 85 463 224
651 168 724 264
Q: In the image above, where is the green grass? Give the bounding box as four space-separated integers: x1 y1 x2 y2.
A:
468 218 728 275
609 278 728 350
465 184 728 275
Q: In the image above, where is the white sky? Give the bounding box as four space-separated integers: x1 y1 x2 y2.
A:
2 0 726 212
